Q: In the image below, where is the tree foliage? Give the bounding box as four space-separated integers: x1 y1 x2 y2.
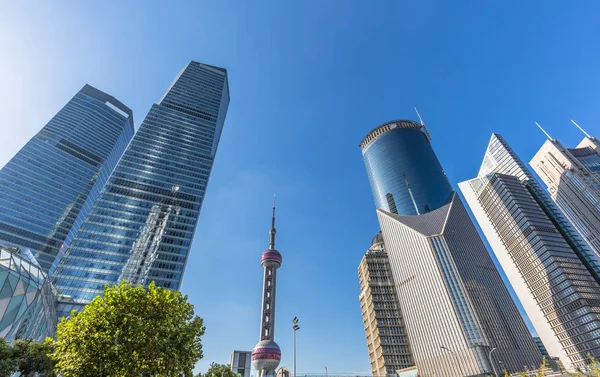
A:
0 338 18 377
197 363 241 377
0 338 55 377
13 339 56 377
50 281 206 377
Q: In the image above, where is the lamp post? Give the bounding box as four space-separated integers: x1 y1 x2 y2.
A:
293 317 300 377
440 345 465 377
488 347 498 377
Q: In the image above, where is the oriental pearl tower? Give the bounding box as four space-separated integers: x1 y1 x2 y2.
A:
251 198 282 377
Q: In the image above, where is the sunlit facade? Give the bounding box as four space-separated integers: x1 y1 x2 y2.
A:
0 85 133 272
530 133 600 259
358 232 413 376
459 134 600 371
52 61 230 303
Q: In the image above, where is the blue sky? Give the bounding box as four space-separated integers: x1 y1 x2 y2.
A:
1 1 600 374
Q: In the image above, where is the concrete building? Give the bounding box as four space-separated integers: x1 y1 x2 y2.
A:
533 337 550 358
52 61 230 303
252 202 283 377
360 120 542 377
530 123 600 259
358 232 413 375
0 244 57 342
230 350 252 377
459 133 600 371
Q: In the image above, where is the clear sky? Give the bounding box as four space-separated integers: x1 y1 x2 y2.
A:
1 1 600 375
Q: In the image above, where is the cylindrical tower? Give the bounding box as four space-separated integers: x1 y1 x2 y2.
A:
359 120 453 215
252 201 282 377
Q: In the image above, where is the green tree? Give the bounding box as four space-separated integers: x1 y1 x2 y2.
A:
13 339 56 377
198 363 241 377
49 281 205 377
0 338 17 377
502 369 510 377
589 354 600 377
535 356 547 377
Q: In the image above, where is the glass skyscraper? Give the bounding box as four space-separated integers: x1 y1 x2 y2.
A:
53 61 230 303
360 121 453 215
0 85 134 272
360 121 542 376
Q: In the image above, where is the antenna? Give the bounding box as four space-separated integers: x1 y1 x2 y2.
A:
414 107 432 142
404 173 421 215
571 120 593 139
269 193 277 249
535 122 554 141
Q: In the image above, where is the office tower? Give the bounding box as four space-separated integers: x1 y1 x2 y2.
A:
52 61 229 303
230 351 252 377
459 133 600 371
530 123 600 258
0 86 133 271
0 244 57 342
252 204 283 377
358 231 413 376
533 337 550 358
360 121 542 377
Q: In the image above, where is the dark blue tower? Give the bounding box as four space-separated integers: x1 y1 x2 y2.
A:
360 120 453 216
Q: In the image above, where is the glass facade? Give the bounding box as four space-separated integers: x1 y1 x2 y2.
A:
0 244 57 342
0 85 134 272
360 121 453 216
52 61 230 304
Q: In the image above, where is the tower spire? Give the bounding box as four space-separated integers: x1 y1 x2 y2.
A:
535 122 554 141
571 119 593 139
414 107 432 142
270 193 276 249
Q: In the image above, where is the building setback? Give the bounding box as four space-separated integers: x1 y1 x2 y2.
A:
530 126 600 259
0 85 133 272
459 133 600 371
52 61 229 303
358 231 414 376
360 121 542 377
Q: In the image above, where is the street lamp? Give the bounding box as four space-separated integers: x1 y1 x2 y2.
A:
293 317 300 377
440 345 465 377
488 347 498 377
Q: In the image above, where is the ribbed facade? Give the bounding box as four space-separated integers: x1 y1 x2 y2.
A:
52 61 229 303
530 136 600 259
0 85 133 272
358 232 413 375
377 193 542 377
459 134 600 371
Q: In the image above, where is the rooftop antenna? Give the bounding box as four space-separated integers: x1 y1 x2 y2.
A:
414 107 432 142
535 122 554 141
404 173 421 215
571 119 593 139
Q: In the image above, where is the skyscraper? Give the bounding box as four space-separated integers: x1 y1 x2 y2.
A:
230 350 252 377
52 61 229 303
252 203 283 377
530 123 600 258
459 133 600 371
360 120 542 377
358 232 413 376
0 85 133 272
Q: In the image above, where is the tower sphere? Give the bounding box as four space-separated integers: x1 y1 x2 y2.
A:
252 339 281 372
261 249 282 268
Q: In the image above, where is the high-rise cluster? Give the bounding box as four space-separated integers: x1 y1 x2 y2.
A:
358 120 543 376
460 127 600 371
0 61 229 339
